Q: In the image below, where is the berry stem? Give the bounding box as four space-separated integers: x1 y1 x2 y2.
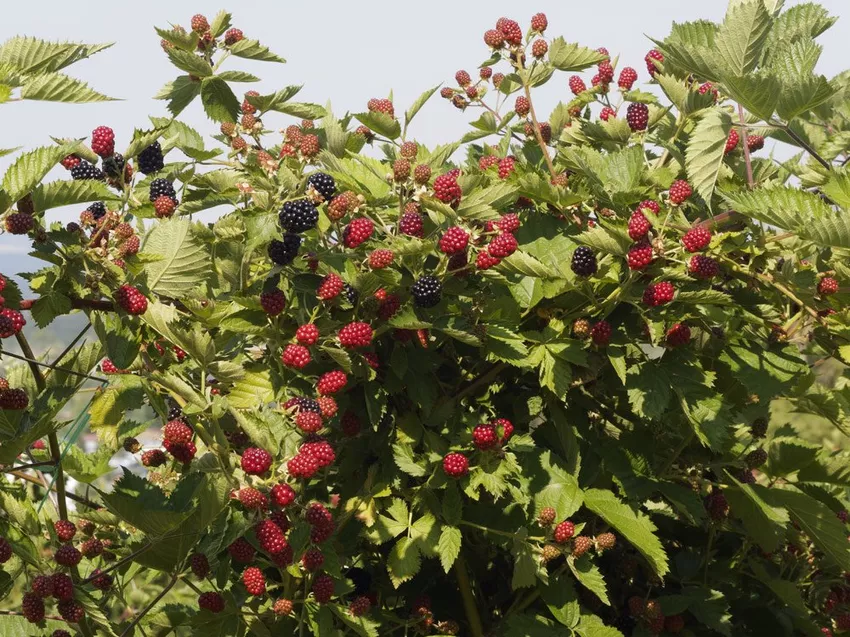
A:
119 574 178 637
518 69 556 179
738 105 755 188
453 551 485 637
7 470 98 508
774 120 831 171
653 113 686 170
0 348 107 384
2 460 56 472
459 520 544 542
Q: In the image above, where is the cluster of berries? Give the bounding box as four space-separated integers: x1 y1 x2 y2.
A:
443 416 514 478
268 172 336 268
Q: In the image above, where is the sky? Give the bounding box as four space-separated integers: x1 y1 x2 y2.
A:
0 0 846 273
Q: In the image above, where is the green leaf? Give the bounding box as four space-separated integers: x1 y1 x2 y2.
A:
228 369 275 409
767 487 850 571
209 10 233 37
822 169 850 208
542 575 580 628
724 474 788 552
200 76 239 123
31 179 117 211
228 39 285 63
583 489 669 576
0 37 113 74
30 291 71 327
405 84 440 130
165 48 213 77
387 536 421 588
685 108 731 208
714 0 772 76
575 613 624 637
3 143 73 201
244 87 303 113
124 125 168 160
548 38 607 71
276 101 326 119
154 76 201 116
141 218 212 297
534 451 583 520
626 364 672 420
354 111 401 140
766 3 836 51
724 186 850 248
437 525 462 573
576 225 631 257
500 251 561 279
511 532 539 590
93 312 140 370
719 73 779 121
539 349 571 399
21 71 115 103
776 74 835 121
719 343 808 402
456 181 517 221
568 555 609 605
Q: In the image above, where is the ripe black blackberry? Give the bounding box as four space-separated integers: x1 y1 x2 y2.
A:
411 275 442 308
571 246 597 277
345 284 359 306
87 201 107 220
138 141 165 174
70 161 105 181
279 199 319 233
268 234 301 265
102 153 125 179
307 172 336 201
149 178 176 202
167 403 183 420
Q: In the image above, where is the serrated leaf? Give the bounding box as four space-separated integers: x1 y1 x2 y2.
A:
155 76 202 117
626 364 672 420
512 534 539 590
405 84 440 130
0 37 112 74
548 38 607 71
200 76 239 123
568 555 610 605
583 489 669 576
499 251 561 279
776 74 835 121
685 108 731 208
209 10 232 37
30 291 71 327
719 73 779 121
354 111 401 140
576 225 631 257
228 369 274 409
31 179 117 211
154 27 198 52
387 536 421 588
228 39 285 63
3 143 73 201
165 48 212 77
575 613 624 637
534 450 583 519
392 443 427 477
542 575 580 628
141 218 211 296
437 525 462 573
21 71 115 103
724 473 787 552
714 0 772 76
215 70 260 83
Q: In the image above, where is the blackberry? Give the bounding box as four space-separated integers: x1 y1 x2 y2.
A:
138 141 165 174
345 284 359 306
411 275 442 308
168 404 182 420
279 199 319 233
87 201 107 220
268 234 301 265
571 246 597 276
626 103 649 131
102 153 126 179
306 173 336 201
70 161 105 181
149 178 176 202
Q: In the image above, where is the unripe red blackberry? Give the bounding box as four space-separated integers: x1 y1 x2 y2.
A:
439 226 470 255
398 141 418 160
600 106 616 121
317 273 345 300
30 574 54 598
281 344 311 369
163 438 196 463
597 61 614 84
223 28 244 45
745 447 767 469
725 129 740 154
141 449 167 467
120 235 141 257
590 321 611 346
643 281 676 307
55 543 82 567
57 598 85 623
628 211 651 240
571 246 597 277
747 135 765 152
0 537 11 564
688 254 719 280
442 452 469 478
51 573 73 600
591 74 609 93
115 284 147 315
270 482 296 507
572 318 591 339
618 67 638 90
190 14 210 33
239 487 269 510
255 519 288 555
274 598 294 616
163 419 193 444
472 423 498 450
665 615 685 634
301 547 324 572
296 410 323 433
299 134 320 157
317 370 347 395
455 70 471 87
433 172 462 204
515 96 530 117
440 87 455 99
54 520 77 542
645 49 664 75
818 276 839 296
476 250 500 270
5 212 34 235
259 288 285 316
531 39 548 58
541 544 560 563
492 73 505 88
666 323 691 347
498 156 516 179
497 17 523 45
554 520 575 543
568 75 587 96
312 573 334 603
343 217 374 248
91 126 115 157
538 507 556 526
669 180 693 205
22 592 44 623
338 322 373 349
190 553 209 578
530 12 548 32
198 591 225 613
626 102 649 131
682 227 711 252
80 537 103 558
704 490 729 521
0 387 28 410
488 232 518 259
367 97 395 118
572 535 592 557
484 29 505 48
411 164 431 184
61 154 81 170
241 447 272 475
595 532 616 550
228 537 255 563
393 158 411 181
243 566 265 596
91 568 113 591
349 595 371 617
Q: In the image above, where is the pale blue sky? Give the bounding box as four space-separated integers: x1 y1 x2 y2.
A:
0 0 846 262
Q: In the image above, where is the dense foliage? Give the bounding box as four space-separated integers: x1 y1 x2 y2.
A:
1 3 850 636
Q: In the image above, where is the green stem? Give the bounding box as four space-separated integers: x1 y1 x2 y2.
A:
454 552 485 637
654 112 686 170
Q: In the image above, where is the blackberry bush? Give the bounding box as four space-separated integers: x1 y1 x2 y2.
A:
1 6 849 637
